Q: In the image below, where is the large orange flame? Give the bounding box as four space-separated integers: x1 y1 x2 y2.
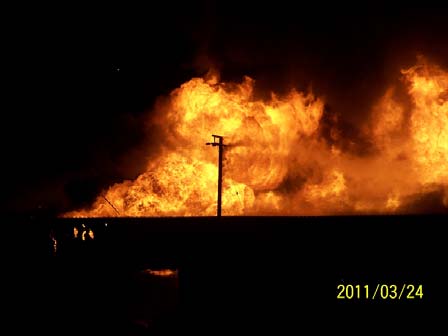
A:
66 57 448 217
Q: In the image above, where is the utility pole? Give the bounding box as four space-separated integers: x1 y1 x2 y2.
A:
206 135 225 217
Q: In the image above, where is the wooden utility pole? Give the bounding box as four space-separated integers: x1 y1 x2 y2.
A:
206 135 225 217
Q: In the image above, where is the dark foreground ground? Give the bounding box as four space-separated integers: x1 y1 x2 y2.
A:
5 215 447 334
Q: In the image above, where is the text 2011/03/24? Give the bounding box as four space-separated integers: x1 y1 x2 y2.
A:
337 284 423 300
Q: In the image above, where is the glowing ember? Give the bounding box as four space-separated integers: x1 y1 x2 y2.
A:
66 57 448 217
73 224 95 240
143 269 178 277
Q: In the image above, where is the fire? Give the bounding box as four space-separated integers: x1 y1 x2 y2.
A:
66 57 448 217
403 60 448 184
143 269 178 278
304 170 347 202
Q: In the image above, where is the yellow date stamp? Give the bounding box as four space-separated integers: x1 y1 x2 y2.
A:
337 284 423 300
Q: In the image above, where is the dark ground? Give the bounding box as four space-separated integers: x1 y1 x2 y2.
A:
5 215 447 334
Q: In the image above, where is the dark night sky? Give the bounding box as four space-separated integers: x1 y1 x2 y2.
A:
3 1 448 215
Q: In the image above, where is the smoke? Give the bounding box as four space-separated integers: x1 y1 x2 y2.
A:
190 2 448 134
